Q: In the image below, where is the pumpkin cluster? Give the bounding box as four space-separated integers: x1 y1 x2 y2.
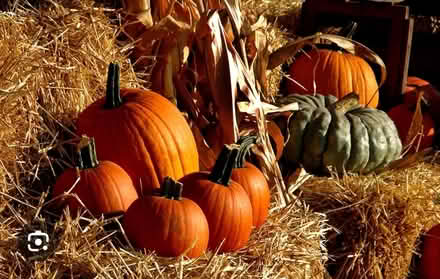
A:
52 62 271 259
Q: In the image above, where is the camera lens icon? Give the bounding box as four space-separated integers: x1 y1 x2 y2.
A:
27 230 49 253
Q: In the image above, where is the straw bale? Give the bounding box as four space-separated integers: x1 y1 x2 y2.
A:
0 0 328 278
298 161 440 279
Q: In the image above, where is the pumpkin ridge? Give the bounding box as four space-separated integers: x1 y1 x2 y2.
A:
92 166 112 213
131 96 192 176
228 185 240 250
101 163 125 210
352 57 366 105
132 105 181 180
122 106 162 190
139 101 186 177
345 113 370 172
356 110 387 173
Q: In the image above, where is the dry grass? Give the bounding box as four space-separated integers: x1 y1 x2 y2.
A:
0 0 327 278
3 0 439 278
298 160 440 279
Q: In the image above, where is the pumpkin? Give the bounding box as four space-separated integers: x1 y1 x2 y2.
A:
179 144 253 253
52 135 138 217
76 63 199 195
231 136 270 228
387 103 435 151
419 224 440 279
403 76 439 106
277 93 402 175
123 177 209 258
286 47 379 108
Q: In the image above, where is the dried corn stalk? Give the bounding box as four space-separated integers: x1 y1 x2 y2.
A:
121 0 298 206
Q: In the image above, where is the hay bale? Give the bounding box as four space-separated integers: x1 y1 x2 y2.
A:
298 162 440 279
0 0 328 278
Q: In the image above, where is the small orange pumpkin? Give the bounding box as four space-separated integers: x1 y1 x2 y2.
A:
123 177 209 258
52 136 138 217
231 136 270 228
286 47 379 108
179 144 253 253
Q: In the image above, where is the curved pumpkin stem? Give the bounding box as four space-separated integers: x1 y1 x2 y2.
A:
233 135 257 169
208 144 240 186
77 135 99 169
330 92 361 114
104 62 123 109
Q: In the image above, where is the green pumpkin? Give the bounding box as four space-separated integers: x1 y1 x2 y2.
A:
277 93 402 175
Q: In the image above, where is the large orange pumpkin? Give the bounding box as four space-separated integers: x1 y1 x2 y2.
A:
52 136 139 217
179 144 253 253
286 48 379 108
123 177 209 258
76 63 199 195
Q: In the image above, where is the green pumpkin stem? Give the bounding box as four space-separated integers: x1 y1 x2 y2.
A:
233 135 257 169
161 176 173 199
209 144 240 186
330 92 361 114
77 135 99 169
104 62 123 109
161 177 184 200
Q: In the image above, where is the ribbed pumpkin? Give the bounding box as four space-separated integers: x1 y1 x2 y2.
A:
277 93 402 175
76 63 199 195
231 136 270 228
179 144 253 253
52 136 138 217
387 103 435 151
286 47 379 108
123 177 209 258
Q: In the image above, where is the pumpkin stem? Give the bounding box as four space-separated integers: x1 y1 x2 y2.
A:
233 135 257 169
161 176 173 199
330 92 362 114
77 135 99 169
209 144 240 186
104 62 123 109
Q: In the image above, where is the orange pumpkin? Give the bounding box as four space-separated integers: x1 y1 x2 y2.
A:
403 77 440 122
179 144 253 253
286 48 379 108
76 63 199 195
52 136 138 217
123 177 209 258
420 224 440 279
231 136 270 228
387 103 435 151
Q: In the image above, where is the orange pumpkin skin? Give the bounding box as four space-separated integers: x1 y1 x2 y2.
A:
387 104 435 151
180 172 253 253
123 178 209 258
76 63 199 196
231 162 270 228
420 224 440 279
287 49 379 108
180 145 253 253
52 137 138 217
